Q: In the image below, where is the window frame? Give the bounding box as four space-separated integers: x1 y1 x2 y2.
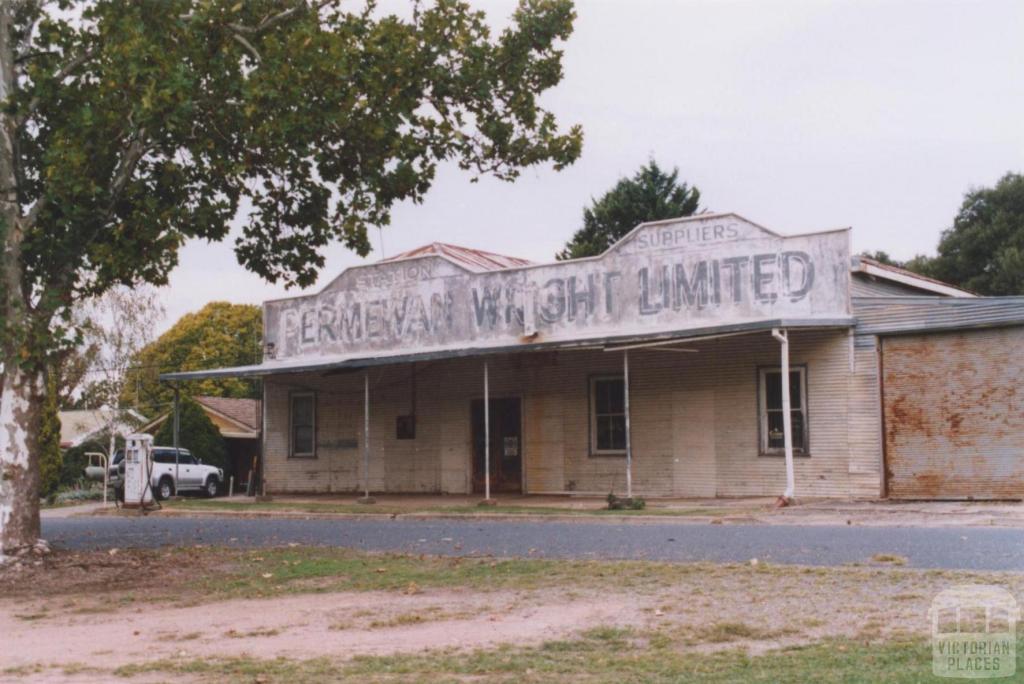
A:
757 365 810 456
289 391 317 459
588 374 628 457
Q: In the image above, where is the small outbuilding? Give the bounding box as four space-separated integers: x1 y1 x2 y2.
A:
141 396 261 490
162 214 1024 500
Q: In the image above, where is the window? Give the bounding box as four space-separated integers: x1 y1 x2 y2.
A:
758 367 808 454
290 392 316 458
396 415 416 440
590 376 627 454
154 449 191 465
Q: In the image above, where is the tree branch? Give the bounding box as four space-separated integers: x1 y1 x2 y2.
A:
107 128 148 212
227 0 334 35
231 32 261 62
17 47 95 127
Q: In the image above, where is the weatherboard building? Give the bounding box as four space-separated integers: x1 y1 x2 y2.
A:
164 214 1024 500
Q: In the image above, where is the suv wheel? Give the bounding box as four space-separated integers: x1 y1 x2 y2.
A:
156 477 174 501
204 477 219 498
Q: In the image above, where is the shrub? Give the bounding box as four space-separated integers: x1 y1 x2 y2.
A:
606 492 646 511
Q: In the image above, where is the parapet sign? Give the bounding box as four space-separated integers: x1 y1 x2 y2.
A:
264 214 851 361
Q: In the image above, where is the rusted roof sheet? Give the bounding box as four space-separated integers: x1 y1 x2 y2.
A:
194 396 262 432
853 256 975 297
381 242 534 272
854 296 1024 336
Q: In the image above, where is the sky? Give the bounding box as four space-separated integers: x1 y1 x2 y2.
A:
158 0 1024 333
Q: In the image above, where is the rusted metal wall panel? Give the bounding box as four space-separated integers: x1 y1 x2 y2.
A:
882 327 1024 499
264 214 851 365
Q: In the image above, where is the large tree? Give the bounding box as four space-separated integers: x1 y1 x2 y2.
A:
125 302 262 417
908 173 1024 295
557 160 700 260
0 0 582 554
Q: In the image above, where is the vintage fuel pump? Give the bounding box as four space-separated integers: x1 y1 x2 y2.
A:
122 433 155 509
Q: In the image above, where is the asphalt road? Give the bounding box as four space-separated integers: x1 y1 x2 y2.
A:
41 516 1024 571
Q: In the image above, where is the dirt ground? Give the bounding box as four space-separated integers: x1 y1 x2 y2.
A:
2 546 1022 683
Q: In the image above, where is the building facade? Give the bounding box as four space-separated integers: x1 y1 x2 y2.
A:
164 214 1024 500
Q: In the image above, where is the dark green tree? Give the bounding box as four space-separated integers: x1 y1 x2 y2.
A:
859 250 900 267
124 302 262 417
0 0 582 551
910 173 1024 295
37 374 62 498
154 397 229 477
557 160 700 259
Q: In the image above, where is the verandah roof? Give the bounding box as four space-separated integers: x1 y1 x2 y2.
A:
159 317 855 382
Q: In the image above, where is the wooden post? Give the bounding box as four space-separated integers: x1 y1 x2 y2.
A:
624 350 632 499
484 360 491 501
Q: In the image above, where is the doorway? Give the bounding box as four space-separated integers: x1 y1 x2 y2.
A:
471 397 522 493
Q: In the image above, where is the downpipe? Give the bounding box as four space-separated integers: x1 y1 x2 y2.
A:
771 328 796 504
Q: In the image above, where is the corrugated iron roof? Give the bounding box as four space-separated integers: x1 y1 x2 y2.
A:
854 296 1024 336
381 242 534 272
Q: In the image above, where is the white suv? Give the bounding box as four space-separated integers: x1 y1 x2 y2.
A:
110 447 224 500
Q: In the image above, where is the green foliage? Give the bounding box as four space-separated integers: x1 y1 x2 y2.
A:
858 250 899 266
606 492 645 510
59 435 121 489
126 302 261 416
59 443 93 489
558 160 700 259
7 0 582 335
37 374 63 497
910 172 1024 295
154 396 228 476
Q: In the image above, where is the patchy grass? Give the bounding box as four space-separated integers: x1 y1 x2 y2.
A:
224 627 281 639
871 553 909 566
111 629 1008 683
690 621 796 644
206 548 710 600
162 498 727 518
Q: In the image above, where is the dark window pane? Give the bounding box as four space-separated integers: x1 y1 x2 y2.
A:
789 371 802 409
294 426 313 454
610 415 627 450
596 416 612 450
595 381 609 414
595 378 624 416
608 379 625 414
293 396 313 426
765 372 782 410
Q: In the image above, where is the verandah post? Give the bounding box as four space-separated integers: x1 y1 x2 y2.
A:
624 349 632 499
484 360 491 501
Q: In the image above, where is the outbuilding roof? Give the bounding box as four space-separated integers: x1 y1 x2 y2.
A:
381 242 534 272
194 396 262 432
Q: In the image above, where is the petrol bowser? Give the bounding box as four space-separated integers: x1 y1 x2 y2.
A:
122 433 154 508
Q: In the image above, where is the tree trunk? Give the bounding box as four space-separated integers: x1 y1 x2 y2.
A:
0 363 43 557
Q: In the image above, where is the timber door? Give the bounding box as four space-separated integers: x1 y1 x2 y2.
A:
471 398 522 493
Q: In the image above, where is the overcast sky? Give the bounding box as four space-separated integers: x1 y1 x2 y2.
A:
158 0 1024 332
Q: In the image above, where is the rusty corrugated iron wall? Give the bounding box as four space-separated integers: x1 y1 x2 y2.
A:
881 327 1024 499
